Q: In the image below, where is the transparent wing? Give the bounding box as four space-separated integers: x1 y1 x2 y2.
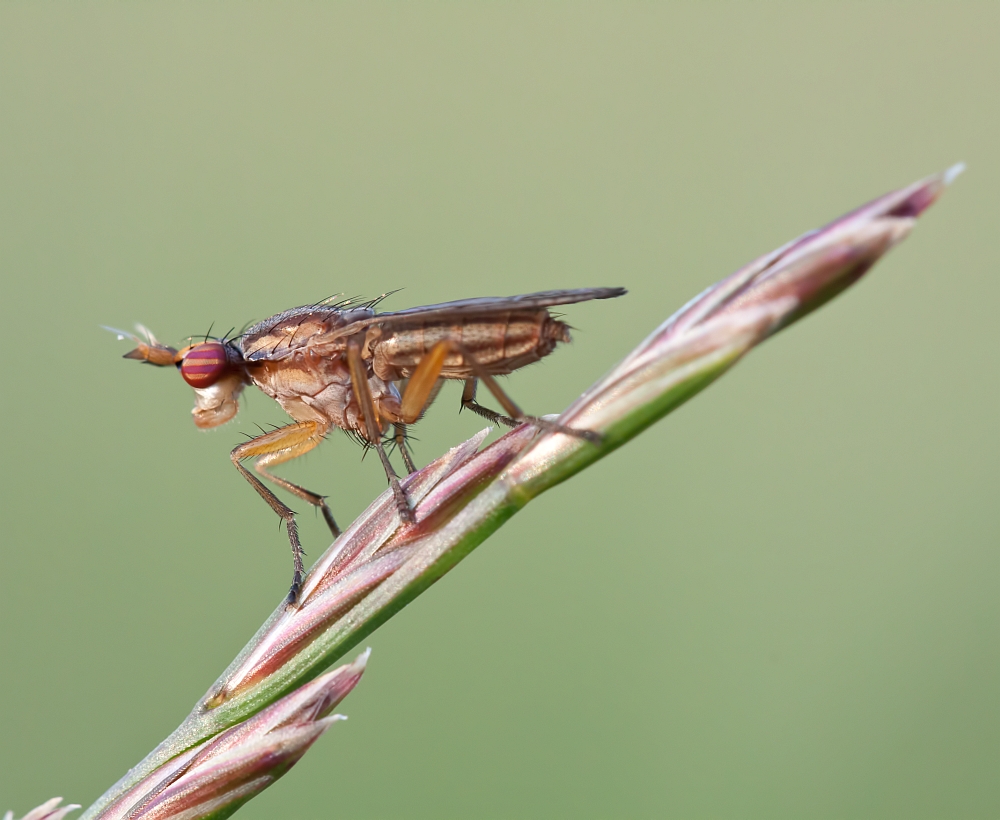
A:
369 287 626 329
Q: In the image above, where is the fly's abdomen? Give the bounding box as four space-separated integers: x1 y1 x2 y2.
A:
369 310 571 381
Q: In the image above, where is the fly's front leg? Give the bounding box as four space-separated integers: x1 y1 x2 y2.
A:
230 420 335 607
347 341 415 524
259 461 341 540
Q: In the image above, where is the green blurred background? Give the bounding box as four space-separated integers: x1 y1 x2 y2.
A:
1 3 997 817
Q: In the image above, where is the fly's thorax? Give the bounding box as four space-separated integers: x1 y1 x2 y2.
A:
250 355 349 399
240 305 375 361
293 368 397 438
249 355 358 429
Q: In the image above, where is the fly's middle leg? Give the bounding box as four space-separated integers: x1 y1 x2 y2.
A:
393 423 418 474
347 341 416 525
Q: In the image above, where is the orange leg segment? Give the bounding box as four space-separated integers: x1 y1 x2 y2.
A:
230 420 338 607
399 339 451 421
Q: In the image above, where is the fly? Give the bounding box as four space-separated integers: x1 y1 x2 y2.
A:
108 287 626 606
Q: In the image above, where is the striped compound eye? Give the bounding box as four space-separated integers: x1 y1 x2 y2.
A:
180 342 230 388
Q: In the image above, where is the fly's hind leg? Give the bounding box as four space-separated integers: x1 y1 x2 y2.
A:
230 420 336 608
396 340 601 444
460 378 518 428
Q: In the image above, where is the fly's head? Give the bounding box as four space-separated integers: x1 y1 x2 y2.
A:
107 325 249 429
176 340 249 428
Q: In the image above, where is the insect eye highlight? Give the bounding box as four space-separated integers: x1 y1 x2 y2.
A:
180 342 230 388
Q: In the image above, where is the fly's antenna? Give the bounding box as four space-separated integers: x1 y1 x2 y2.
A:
103 323 178 366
